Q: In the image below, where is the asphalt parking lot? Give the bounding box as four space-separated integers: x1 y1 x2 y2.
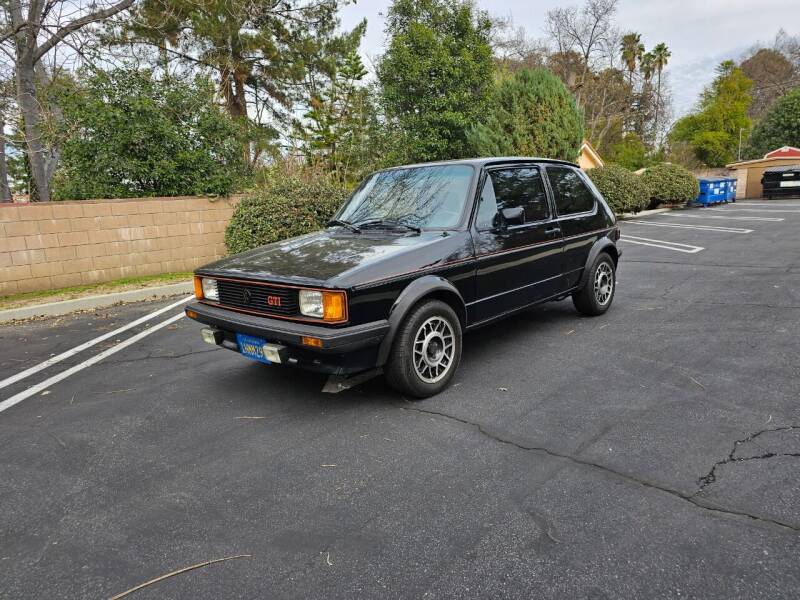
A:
1 199 799 599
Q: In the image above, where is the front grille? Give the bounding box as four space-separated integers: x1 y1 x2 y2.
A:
216 280 299 317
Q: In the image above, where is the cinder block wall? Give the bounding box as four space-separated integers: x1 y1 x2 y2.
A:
0 196 241 295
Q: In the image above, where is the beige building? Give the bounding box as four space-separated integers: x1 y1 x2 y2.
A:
726 146 800 199
577 139 604 170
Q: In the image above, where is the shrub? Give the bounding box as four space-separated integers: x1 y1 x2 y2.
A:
587 164 648 214
640 163 699 208
467 68 584 161
224 176 350 254
53 69 244 200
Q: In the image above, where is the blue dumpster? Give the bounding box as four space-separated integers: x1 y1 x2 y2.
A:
695 178 728 206
726 177 737 202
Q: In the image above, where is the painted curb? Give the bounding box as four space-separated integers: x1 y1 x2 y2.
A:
0 281 193 323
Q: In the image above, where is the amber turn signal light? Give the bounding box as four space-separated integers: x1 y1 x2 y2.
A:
193 276 204 299
302 336 324 348
322 291 347 322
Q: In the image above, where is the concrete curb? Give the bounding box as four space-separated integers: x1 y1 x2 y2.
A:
618 206 675 219
0 282 193 323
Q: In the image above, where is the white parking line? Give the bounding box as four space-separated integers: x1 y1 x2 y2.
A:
624 220 753 233
0 313 185 414
620 235 704 253
0 295 193 392
661 213 784 222
731 202 800 207
706 207 800 214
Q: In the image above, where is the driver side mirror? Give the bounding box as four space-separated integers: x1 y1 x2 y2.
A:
500 206 525 227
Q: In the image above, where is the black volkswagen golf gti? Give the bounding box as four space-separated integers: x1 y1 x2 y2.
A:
187 158 620 398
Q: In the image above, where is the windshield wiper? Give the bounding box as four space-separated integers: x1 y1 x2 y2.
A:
356 218 422 234
326 219 361 233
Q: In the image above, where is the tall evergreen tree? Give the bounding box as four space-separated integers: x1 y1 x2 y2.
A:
467 68 584 161
378 0 495 162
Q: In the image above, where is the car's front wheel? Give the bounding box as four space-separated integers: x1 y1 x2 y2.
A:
572 252 616 316
385 299 462 399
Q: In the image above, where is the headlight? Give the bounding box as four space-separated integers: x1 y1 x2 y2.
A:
299 290 347 322
201 278 219 301
299 290 324 318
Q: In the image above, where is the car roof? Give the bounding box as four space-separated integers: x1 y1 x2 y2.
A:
383 157 580 171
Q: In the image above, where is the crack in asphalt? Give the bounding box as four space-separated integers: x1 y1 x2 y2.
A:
399 404 800 533
695 426 800 492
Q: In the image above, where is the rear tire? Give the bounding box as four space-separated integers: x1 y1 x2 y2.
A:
572 253 616 316
385 300 462 399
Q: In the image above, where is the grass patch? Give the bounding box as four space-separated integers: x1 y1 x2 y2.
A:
0 272 193 311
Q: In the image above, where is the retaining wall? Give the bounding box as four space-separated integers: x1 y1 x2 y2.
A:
0 196 240 295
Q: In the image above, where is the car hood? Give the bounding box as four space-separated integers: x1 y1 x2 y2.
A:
198 229 460 287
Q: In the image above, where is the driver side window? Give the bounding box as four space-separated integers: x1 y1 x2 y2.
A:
475 167 550 230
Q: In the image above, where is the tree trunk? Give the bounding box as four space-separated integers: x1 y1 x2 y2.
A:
654 70 662 143
221 65 251 166
16 57 50 201
0 116 11 202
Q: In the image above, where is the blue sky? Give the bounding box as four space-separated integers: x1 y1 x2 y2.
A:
339 0 796 118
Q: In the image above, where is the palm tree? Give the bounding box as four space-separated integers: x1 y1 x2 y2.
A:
651 43 671 137
640 51 655 83
620 33 645 86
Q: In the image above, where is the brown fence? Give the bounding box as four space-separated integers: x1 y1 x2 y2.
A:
0 196 241 295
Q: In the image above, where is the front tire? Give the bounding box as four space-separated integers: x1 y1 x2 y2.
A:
385 300 462 399
572 253 616 316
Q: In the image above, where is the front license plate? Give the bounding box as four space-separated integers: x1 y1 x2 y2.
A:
780 180 800 188
236 333 271 364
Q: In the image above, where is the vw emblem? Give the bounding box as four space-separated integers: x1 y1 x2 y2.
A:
242 288 252 305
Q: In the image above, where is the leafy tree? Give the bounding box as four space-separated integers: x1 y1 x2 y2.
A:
293 24 390 184
467 68 584 161
740 48 798 119
607 134 650 170
52 69 244 200
745 87 800 158
670 61 753 166
122 0 352 166
0 0 138 201
378 0 495 162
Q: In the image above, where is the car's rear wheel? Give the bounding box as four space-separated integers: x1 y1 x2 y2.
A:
572 252 616 316
385 299 462 398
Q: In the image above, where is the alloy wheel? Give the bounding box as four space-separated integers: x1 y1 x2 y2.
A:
594 262 614 305
412 316 455 384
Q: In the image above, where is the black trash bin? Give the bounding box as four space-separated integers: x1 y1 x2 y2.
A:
762 165 800 199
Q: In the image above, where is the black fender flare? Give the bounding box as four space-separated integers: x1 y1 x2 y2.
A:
376 275 466 366
576 238 619 290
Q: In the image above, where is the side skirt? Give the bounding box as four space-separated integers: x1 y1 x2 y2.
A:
465 285 581 331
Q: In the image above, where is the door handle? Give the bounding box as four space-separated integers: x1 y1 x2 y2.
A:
545 225 561 234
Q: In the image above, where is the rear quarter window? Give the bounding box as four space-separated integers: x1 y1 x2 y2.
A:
546 167 596 216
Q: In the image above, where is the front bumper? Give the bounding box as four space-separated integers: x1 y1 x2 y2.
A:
185 302 389 374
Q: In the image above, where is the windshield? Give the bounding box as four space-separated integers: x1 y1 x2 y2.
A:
337 165 474 229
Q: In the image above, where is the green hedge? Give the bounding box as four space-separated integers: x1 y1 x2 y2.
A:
640 163 699 208
587 164 648 214
225 177 350 254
